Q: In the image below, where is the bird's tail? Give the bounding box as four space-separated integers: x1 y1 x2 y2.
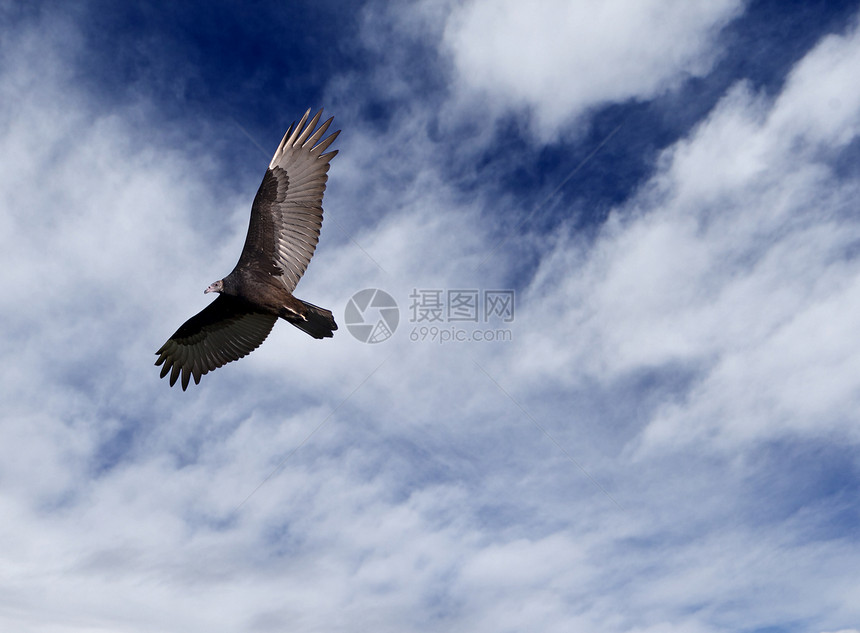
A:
285 300 338 339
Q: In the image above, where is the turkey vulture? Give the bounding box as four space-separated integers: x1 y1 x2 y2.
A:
155 109 339 390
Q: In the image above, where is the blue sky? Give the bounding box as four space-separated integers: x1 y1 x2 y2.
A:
2 1 860 632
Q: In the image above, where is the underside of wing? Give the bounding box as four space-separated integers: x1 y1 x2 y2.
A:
155 295 277 390
236 109 340 291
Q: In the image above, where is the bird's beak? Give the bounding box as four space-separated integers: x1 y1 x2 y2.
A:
204 284 216 294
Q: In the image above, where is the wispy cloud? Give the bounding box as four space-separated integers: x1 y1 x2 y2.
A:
441 0 744 139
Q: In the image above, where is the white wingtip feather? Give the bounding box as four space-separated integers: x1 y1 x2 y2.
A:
269 108 340 170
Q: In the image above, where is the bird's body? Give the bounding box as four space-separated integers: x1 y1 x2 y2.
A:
155 109 339 390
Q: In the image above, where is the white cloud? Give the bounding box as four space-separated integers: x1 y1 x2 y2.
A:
441 0 743 138
507 15 860 451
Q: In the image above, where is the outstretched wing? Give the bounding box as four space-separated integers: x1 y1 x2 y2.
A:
155 295 277 390
235 109 340 291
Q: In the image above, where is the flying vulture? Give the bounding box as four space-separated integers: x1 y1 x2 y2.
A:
155 109 339 390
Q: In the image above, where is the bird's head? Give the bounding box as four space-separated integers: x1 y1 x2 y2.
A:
204 279 224 294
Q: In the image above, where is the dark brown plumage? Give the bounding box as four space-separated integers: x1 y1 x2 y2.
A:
155 109 339 390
